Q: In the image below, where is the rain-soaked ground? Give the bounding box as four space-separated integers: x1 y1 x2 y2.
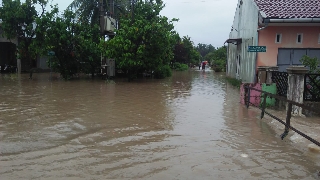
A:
0 68 319 180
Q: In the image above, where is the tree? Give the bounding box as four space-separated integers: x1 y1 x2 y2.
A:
102 0 178 80
196 43 215 58
206 46 227 72
43 9 102 80
44 10 78 79
68 0 104 26
75 24 101 78
173 37 189 65
0 0 54 70
68 0 130 26
173 36 200 67
190 48 201 65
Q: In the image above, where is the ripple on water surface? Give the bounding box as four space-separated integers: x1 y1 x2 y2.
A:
0 71 319 179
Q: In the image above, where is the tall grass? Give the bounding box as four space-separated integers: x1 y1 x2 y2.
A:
225 76 242 88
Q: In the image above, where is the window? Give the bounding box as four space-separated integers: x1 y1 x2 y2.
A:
318 33 320 44
296 33 303 44
275 33 282 43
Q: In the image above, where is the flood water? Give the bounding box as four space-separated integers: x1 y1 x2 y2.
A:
0 69 319 179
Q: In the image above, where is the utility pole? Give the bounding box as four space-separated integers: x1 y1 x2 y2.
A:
101 0 116 78
99 0 105 36
111 0 114 18
131 0 134 21
108 0 115 39
108 0 115 78
131 0 133 19
99 0 105 75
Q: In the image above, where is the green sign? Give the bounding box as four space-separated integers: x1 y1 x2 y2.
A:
47 51 55 56
248 46 266 52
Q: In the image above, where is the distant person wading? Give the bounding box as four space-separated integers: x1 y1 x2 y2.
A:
202 62 206 70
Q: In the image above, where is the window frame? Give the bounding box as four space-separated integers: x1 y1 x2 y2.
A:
275 33 282 43
296 33 303 44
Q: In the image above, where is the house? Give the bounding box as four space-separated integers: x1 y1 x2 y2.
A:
225 0 320 83
0 21 50 73
0 22 18 71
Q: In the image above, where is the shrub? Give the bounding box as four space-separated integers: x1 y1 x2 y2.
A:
212 59 226 72
300 55 320 73
154 65 172 79
226 76 242 88
173 62 189 71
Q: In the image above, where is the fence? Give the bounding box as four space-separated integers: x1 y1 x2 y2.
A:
271 71 288 97
244 85 320 147
304 73 320 102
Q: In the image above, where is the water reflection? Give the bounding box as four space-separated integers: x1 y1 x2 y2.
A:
0 73 174 156
0 70 319 179
222 83 319 179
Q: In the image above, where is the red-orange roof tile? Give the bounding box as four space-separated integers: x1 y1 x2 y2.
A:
254 0 320 18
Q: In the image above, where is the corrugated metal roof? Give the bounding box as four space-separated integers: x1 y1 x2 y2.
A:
224 38 242 45
254 0 320 18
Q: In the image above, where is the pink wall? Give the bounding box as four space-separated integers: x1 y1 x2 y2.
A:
240 83 261 107
257 26 320 67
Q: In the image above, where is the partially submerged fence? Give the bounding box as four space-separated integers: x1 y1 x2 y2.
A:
271 71 288 97
270 71 320 102
244 85 320 147
304 73 320 101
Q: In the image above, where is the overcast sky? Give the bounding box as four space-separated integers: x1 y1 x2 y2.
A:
1 0 238 48
161 0 238 47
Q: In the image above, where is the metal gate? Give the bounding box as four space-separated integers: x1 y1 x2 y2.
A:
277 48 320 72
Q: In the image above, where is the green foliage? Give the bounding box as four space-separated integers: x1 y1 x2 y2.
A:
207 46 227 72
153 65 172 79
195 43 215 58
102 0 177 79
300 55 320 99
68 0 101 25
44 10 101 79
0 0 56 68
300 55 320 73
68 0 130 26
226 76 242 88
44 10 77 79
172 62 188 71
211 59 225 72
190 48 201 65
75 24 101 77
173 36 200 66
0 0 101 79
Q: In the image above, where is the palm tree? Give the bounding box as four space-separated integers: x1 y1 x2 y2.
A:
67 0 133 26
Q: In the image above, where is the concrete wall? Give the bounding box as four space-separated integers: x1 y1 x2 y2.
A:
257 26 320 67
227 0 259 83
227 44 237 78
240 83 262 106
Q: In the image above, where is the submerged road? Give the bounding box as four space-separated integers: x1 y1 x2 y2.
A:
0 69 319 179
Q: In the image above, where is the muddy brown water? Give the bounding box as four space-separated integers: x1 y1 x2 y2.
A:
0 69 319 180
